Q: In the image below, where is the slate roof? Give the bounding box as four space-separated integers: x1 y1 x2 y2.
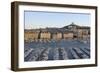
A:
25 23 90 33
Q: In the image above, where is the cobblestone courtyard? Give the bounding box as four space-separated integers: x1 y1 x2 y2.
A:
24 39 90 61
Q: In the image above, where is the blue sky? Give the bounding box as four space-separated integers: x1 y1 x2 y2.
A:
24 11 90 29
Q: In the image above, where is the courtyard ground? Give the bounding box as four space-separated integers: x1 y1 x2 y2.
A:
24 39 90 61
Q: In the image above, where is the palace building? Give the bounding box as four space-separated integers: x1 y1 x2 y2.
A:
24 23 90 42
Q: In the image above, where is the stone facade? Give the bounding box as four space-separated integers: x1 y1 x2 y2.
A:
24 30 40 41
40 31 51 40
51 33 62 40
24 23 90 41
63 32 73 39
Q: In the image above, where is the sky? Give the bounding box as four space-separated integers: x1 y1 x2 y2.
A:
24 11 91 29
